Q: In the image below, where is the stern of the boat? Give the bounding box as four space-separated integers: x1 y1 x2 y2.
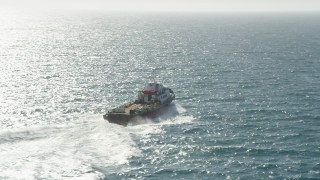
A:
103 113 132 126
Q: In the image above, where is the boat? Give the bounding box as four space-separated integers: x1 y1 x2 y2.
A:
103 82 175 126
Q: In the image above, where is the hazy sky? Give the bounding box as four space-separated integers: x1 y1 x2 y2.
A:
2 0 320 12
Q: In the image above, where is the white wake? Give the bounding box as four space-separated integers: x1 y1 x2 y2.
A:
0 116 141 179
0 103 193 179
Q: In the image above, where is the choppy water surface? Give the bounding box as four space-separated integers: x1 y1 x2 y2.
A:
1 11 320 179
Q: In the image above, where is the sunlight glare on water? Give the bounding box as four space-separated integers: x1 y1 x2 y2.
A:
0 10 320 179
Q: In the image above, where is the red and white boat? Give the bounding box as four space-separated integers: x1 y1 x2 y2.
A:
103 82 175 126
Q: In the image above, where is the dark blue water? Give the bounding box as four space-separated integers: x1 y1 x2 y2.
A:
0 11 320 179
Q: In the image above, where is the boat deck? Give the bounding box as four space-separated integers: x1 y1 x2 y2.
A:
110 102 161 115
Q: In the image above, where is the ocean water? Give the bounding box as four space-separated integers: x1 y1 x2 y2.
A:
1 11 320 179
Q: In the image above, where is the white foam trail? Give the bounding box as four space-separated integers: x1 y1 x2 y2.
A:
126 103 194 137
158 115 195 125
173 103 187 114
0 115 141 179
0 104 193 179
127 123 164 138
153 103 194 125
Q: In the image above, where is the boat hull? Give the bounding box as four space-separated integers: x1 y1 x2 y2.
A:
103 101 173 126
103 113 133 126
